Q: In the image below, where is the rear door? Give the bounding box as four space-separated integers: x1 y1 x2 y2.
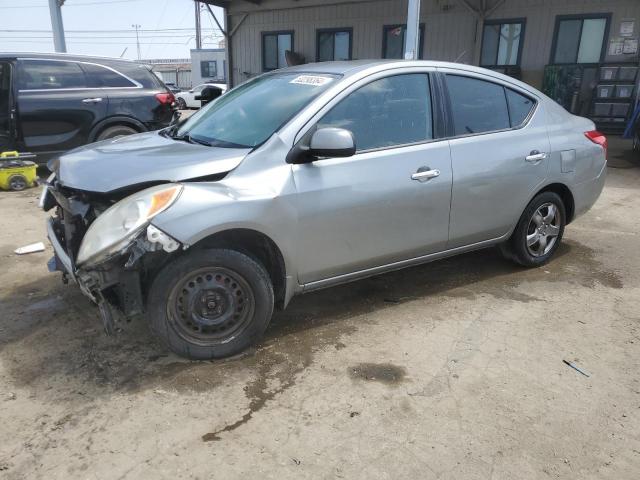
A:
16 58 107 157
293 71 452 285
443 71 549 248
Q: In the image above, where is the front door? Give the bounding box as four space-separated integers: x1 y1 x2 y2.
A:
293 72 452 285
444 73 550 247
16 59 107 158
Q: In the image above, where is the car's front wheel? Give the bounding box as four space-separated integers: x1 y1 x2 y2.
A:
176 97 187 110
147 248 274 360
503 191 566 267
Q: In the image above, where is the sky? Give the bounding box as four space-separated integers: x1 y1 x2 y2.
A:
0 0 225 61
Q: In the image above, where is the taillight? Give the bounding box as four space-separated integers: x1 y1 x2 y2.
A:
585 130 607 159
155 92 175 105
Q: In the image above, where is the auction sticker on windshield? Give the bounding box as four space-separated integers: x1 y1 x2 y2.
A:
290 75 334 86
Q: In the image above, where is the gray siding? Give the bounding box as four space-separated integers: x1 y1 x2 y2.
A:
227 0 640 88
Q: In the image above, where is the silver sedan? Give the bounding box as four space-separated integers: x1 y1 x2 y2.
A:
43 60 607 360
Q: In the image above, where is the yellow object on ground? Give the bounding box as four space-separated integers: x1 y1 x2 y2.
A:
0 151 38 191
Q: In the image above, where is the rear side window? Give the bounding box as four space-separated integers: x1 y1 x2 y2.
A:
505 88 535 126
81 63 137 88
446 75 510 135
317 73 433 151
113 63 162 88
19 60 87 90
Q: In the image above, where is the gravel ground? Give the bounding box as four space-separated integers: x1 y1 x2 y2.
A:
0 137 638 479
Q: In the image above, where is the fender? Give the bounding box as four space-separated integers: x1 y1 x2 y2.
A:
88 116 148 142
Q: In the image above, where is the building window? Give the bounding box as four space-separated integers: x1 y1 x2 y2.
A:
262 31 294 71
201 61 217 78
382 24 424 59
551 14 610 64
317 28 352 62
481 19 525 67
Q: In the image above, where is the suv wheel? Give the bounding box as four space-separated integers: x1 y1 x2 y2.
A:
503 191 566 267
96 125 138 141
176 97 187 110
147 248 274 360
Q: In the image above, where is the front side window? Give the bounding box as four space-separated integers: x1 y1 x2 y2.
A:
263 31 293 71
552 15 608 64
176 72 338 148
481 20 525 67
317 29 352 61
382 25 424 59
201 61 217 78
19 60 87 90
81 63 137 88
317 74 433 151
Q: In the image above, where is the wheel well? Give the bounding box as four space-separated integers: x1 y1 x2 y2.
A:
195 229 287 309
537 183 575 224
97 121 141 136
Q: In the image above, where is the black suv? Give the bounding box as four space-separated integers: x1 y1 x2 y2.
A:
0 53 175 163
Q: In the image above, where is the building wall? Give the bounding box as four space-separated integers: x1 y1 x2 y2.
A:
227 0 640 88
190 48 226 86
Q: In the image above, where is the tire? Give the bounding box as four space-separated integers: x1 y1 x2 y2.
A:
147 248 274 360
176 97 187 110
504 191 566 267
96 124 138 141
8 174 28 191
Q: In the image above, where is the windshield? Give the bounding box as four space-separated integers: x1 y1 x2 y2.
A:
175 72 340 148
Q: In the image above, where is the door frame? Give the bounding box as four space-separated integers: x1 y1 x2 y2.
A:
0 60 17 151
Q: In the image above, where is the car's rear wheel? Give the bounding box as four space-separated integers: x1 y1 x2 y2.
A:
96 124 138 141
176 97 187 110
503 191 566 267
147 248 274 360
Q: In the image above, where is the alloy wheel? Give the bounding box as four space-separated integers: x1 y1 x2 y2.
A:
525 202 561 257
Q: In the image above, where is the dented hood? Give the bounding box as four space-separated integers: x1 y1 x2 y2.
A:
51 131 251 193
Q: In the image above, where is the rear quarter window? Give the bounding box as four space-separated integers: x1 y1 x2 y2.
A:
81 63 138 88
112 63 162 89
505 88 535 127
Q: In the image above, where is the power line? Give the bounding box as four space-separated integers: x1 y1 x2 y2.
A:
0 28 222 33
0 0 147 8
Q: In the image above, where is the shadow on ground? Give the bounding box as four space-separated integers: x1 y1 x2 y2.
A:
0 238 622 407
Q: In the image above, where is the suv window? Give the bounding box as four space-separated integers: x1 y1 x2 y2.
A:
317 74 433 151
446 75 510 135
505 88 535 127
81 63 137 88
19 60 87 90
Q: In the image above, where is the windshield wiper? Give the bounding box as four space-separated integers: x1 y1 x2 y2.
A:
168 132 212 147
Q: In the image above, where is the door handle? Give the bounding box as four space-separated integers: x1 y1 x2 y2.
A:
411 168 440 181
525 150 548 163
82 97 103 104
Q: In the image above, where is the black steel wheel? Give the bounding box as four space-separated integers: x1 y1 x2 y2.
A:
148 248 274 360
169 267 255 344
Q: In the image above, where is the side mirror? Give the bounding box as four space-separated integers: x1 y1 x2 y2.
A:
195 86 223 107
309 128 356 157
286 127 356 164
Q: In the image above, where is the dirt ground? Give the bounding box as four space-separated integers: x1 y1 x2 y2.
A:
0 138 639 480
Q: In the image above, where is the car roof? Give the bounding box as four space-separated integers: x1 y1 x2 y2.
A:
277 59 539 96
0 51 150 67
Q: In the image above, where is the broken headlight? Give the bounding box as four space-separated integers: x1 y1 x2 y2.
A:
77 184 183 267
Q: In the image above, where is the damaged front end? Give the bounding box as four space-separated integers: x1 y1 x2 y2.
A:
42 177 184 333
